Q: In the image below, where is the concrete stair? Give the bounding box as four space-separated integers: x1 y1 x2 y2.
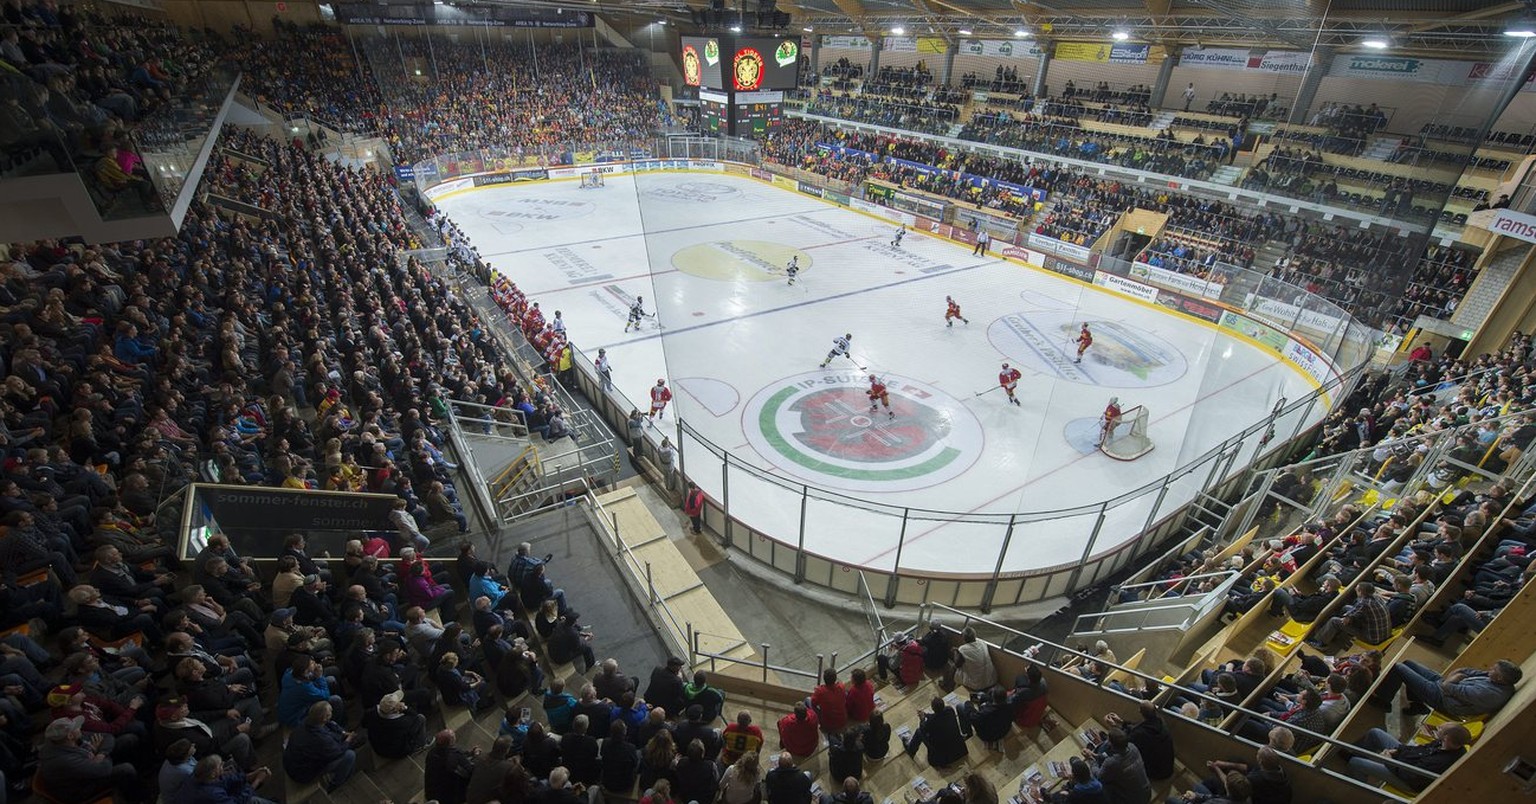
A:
1362 135 1405 162
1148 110 1177 130
1209 164 1246 186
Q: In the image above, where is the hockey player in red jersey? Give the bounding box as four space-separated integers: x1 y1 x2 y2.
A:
1075 323 1094 364
867 374 894 419
1098 396 1122 446
648 379 673 423
998 363 1022 406
944 296 970 327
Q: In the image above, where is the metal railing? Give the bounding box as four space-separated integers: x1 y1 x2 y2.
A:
919 602 1444 795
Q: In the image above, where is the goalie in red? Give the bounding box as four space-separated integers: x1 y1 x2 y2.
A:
867 374 894 419
998 363 1022 406
944 296 970 327
1097 396 1122 447
1074 323 1093 364
648 379 673 423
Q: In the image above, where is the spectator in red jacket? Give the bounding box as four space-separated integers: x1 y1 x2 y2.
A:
845 668 876 724
809 668 849 733
683 483 706 535
777 703 820 759
899 637 926 687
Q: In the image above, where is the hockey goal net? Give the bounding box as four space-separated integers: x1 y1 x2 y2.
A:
579 170 605 188
1100 405 1154 461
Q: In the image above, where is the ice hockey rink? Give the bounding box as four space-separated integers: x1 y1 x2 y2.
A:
435 171 1330 576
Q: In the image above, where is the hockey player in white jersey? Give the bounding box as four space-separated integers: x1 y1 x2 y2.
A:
819 333 853 368
786 256 799 286
624 296 647 332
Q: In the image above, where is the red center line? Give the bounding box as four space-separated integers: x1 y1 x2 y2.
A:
855 358 1291 567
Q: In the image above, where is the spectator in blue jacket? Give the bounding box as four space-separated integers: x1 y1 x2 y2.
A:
277 656 343 728
175 753 275 804
282 701 360 793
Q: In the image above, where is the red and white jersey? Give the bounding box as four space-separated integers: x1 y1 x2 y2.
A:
1077 327 1093 347
946 300 961 318
1103 402 1122 422
651 384 673 406
999 368 1022 389
868 377 888 398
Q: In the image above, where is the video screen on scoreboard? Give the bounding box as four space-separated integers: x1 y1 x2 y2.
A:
732 100 782 135
729 37 801 90
680 36 725 89
699 97 727 133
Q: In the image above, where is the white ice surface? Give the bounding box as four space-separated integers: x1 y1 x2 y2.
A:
436 172 1324 575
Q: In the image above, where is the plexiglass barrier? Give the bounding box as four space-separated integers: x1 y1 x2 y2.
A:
411 134 1377 610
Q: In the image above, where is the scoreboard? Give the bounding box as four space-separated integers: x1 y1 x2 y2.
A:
702 90 782 136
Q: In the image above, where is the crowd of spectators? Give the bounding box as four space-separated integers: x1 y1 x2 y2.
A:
227 19 378 132
1207 92 1286 120
0 118 635 799
1 0 220 211
366 39 664 165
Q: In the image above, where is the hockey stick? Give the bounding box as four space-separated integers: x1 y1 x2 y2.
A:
972 385 1004 397
847 353 871 371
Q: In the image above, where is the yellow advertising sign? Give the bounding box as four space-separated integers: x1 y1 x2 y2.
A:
1055 41 1111 62
916 37 947 54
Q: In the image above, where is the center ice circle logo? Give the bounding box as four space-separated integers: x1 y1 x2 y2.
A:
988 308 1188 388
641 181 742 203
672 240 808 282
744 372 983 493
479 197 595 222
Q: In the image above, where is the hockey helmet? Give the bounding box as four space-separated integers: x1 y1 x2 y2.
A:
657 379 666 385
1109 396 1119 405
868 374 877 382
1001 363 1010 369
845 333 853 339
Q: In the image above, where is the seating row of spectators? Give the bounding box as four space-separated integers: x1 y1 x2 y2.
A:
1 0 219 199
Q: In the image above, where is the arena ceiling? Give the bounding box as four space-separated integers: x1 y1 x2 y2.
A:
530 0 1536 59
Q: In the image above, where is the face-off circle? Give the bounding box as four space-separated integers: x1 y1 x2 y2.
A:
478 197 597 223
987 308 1188 388
743 372 984 493
640 181 744 204
671 240 808 282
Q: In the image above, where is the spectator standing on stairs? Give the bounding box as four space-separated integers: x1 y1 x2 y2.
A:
659 437 677 492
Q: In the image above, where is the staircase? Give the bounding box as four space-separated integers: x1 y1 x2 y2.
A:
1249 240 1290 275
1148 109 1177 130
1208 164 1245 185
1361 135 1404 162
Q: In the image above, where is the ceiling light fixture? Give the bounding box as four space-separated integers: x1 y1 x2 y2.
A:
729 24 742 32
1506 23 1536 37
1112 30 1130 41
891 26 905 35
958 28 972 36
803 26 813 32
1014 28 1029 38
1361 37 1390 48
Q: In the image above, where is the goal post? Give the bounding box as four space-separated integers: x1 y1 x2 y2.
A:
1100 405 1154 461
579 170 604 188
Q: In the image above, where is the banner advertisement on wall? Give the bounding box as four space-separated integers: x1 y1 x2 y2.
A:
1130 262 1225 299
1093 271 1159 302
1043 256 1096 283
820 35 872 49
1155 290 1226 323
882 36 948 54
1220 311 1289 352
1028 232 1093 262
958 39 1046 59
1179 48 1310 75
1180 47 1252 70
1329 54 1536 89
333 3 592 27
1055 42 1150 64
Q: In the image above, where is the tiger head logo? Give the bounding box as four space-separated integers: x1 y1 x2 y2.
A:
733 47 764 90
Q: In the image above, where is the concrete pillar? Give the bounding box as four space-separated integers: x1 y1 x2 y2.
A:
810 36 820 76
1287 46 1334 125
1032 47 1051 97
940 44 956 86
1150 48 1177 108
869 36 881 75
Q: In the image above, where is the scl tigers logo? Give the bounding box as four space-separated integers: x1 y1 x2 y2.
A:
733 47 765 90
743 372 983 492
682 45 701 86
